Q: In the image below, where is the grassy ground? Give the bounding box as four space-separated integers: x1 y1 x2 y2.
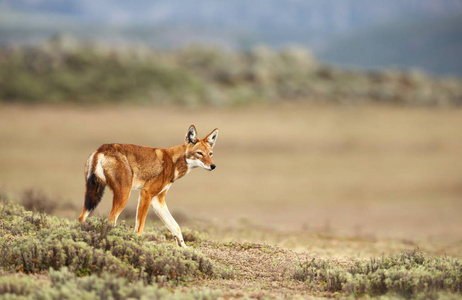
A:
1 104 461 242
1 103 462 297
1 200 461 299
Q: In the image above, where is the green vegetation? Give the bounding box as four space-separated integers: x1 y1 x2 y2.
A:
1 36 461 106
1 192 462 298
0 268 222 300
294 249 462 298
0 267 224 300
0 199 233 285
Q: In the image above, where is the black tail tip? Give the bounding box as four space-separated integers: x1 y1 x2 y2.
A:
84 173 106 212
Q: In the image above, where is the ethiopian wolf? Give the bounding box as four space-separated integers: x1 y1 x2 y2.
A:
79 125 218 247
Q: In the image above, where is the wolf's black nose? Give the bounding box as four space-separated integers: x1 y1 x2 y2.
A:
210 164 216 170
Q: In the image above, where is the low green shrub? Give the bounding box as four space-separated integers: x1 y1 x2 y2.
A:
294 249 462 298
0 200 233 284
0 268 222 300
0 273 39 298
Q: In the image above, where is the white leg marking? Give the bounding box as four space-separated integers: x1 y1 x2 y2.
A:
134 192 141 232
84 211 90 218
151 195 186 247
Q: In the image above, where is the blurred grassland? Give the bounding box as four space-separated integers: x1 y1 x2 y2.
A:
1 36 462 106
1 37 462 266
1 103 461 258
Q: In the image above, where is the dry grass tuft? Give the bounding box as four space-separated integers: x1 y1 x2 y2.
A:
20 188 58 213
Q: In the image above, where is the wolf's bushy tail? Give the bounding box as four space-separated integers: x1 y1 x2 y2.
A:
84 173 106 212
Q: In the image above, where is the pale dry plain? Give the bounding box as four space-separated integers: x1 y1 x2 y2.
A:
1 103 462 258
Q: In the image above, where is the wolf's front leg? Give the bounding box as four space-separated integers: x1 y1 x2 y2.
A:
151 192 187 247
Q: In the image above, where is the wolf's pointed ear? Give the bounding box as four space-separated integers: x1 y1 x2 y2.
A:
205 128 219 148
185 125 198 145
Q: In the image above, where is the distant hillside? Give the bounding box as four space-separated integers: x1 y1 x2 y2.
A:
1 0 462 76
1 39 461 106
319 14 462 77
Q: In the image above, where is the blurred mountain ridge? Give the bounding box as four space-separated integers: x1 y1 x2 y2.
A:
1 0 461 76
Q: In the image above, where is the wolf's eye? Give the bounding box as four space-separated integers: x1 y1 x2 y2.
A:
209 152 213 156
196 151 203 156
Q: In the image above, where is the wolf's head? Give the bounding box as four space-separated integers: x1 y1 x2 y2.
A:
184 125 218 171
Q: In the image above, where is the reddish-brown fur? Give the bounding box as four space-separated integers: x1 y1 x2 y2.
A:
78 125 218 247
